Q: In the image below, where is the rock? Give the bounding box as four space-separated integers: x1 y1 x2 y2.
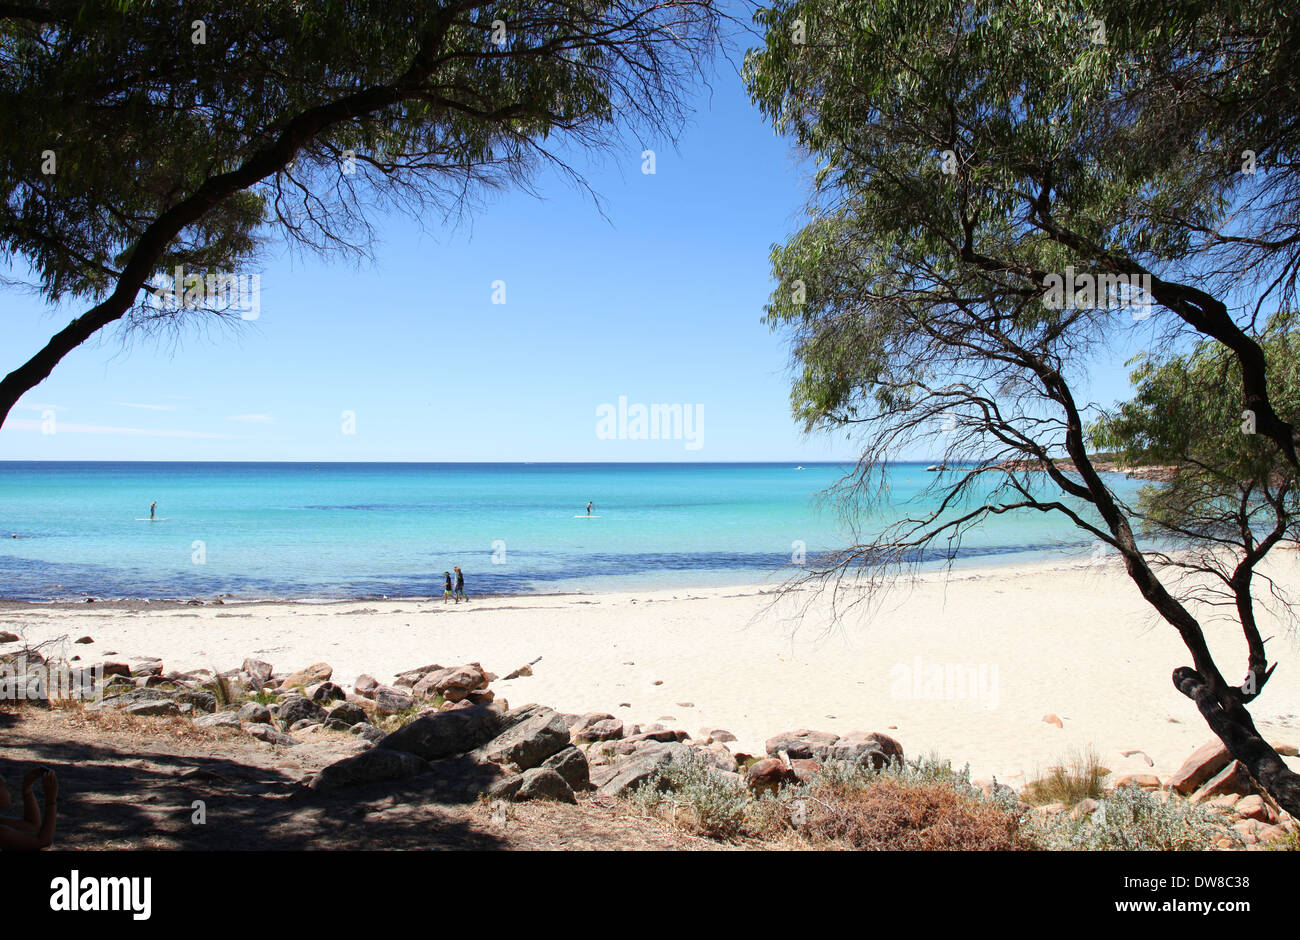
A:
173 690 217 713
412 664 488 702
699 728 737 744
1191 761 1256 802
1235 795 1278 824
1110 773 1162 790
1272 742 1300 757
86 687 171 711
194 711 241 729
277 694 325 729
98 662 132 679
392 663 445 687
377 704 501 760
242 658 274 686
310 681 346 704
541 746 591 790
1042 713 1063 728
349 722 386 744
571 713 624 742
466 689 495 706
310 748 430 793
124 699 181 718
487 774 525 801
289 718 322 732
746 757 799 794
696 743 739 773
765 729 839 760
354 674 379 697
827 731 904 770
130 662 164 678
73 636 93 644
1070 797 1101 820
238 702 272 724
245 724 299 747
372 685 415 716
789 758 820 782
1170 739 1232 795
280 662 332 690
0 631 21 643
595 742 696 798
325 701 368 727
473 706 571 771
515 767 576 803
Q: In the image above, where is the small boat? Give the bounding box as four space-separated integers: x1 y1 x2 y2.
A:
925 464 944 471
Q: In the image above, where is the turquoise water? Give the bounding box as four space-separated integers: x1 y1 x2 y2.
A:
0 462 1142 600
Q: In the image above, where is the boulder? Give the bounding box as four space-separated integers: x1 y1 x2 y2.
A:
1235 795 1278 824
827 731 904 770
372 685 415 716
245 724 299 747
354 674 379 698
1192 761 1256 802
124 699 181 718
746 757 799 794
515 767 577 804
280 662 332 690
242 658 273 685
173 690 217 713
310 682 346 704
237 702 272 725
541 746 591 790
0 631 20 643
765 729 840 760
289 718 322 733
595 741 696 798
1170 740 1232 795
473 706 570 771
349 722 387 744
277 694 325 729
194 711 241 729
571 714 625 742
699 728 738 744
310 748 430 793
377 704 501 760
393 663 445 688
325 701 368 727
412 664 488 702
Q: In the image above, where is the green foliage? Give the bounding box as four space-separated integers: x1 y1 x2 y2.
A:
0 0 718 344
1026 784 1230 851
1091 311 1300 539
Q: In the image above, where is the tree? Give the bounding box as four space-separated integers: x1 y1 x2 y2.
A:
745 0 1300 812
0 0 720 421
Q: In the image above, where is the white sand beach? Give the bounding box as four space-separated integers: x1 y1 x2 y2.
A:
6 554 1300 784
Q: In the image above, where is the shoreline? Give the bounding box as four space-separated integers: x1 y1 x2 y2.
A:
4 553 1299 785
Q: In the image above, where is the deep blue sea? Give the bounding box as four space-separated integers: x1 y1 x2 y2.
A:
0 461 1143 600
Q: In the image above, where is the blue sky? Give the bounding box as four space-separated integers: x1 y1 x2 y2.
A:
0 37 1145 462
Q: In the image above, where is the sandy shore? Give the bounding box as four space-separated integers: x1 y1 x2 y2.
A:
5 554 1300 784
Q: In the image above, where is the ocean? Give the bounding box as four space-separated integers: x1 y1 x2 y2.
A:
0 461 1143 600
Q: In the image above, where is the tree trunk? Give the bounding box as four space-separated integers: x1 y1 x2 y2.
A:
1174 666 1300 819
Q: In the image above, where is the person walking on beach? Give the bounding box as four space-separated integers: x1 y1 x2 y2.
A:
586 501 593 516
0 767 59 850
443 571 454 604
149 500 157 520
454 566 467 603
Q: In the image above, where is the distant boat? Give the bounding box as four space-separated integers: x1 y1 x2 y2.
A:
925 464 943 471
794 465 804 470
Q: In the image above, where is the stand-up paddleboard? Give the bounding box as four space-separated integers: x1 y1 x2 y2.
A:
573 515 602 518
134 517 170 521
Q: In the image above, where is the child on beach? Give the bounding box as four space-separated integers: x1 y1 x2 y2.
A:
443 571 454 604
454 566 467 603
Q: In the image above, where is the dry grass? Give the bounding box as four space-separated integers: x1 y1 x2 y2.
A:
1022 747 1110 807
784 775 1032 850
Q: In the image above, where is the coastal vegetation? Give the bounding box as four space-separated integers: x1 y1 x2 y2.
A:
746 0 1300 815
